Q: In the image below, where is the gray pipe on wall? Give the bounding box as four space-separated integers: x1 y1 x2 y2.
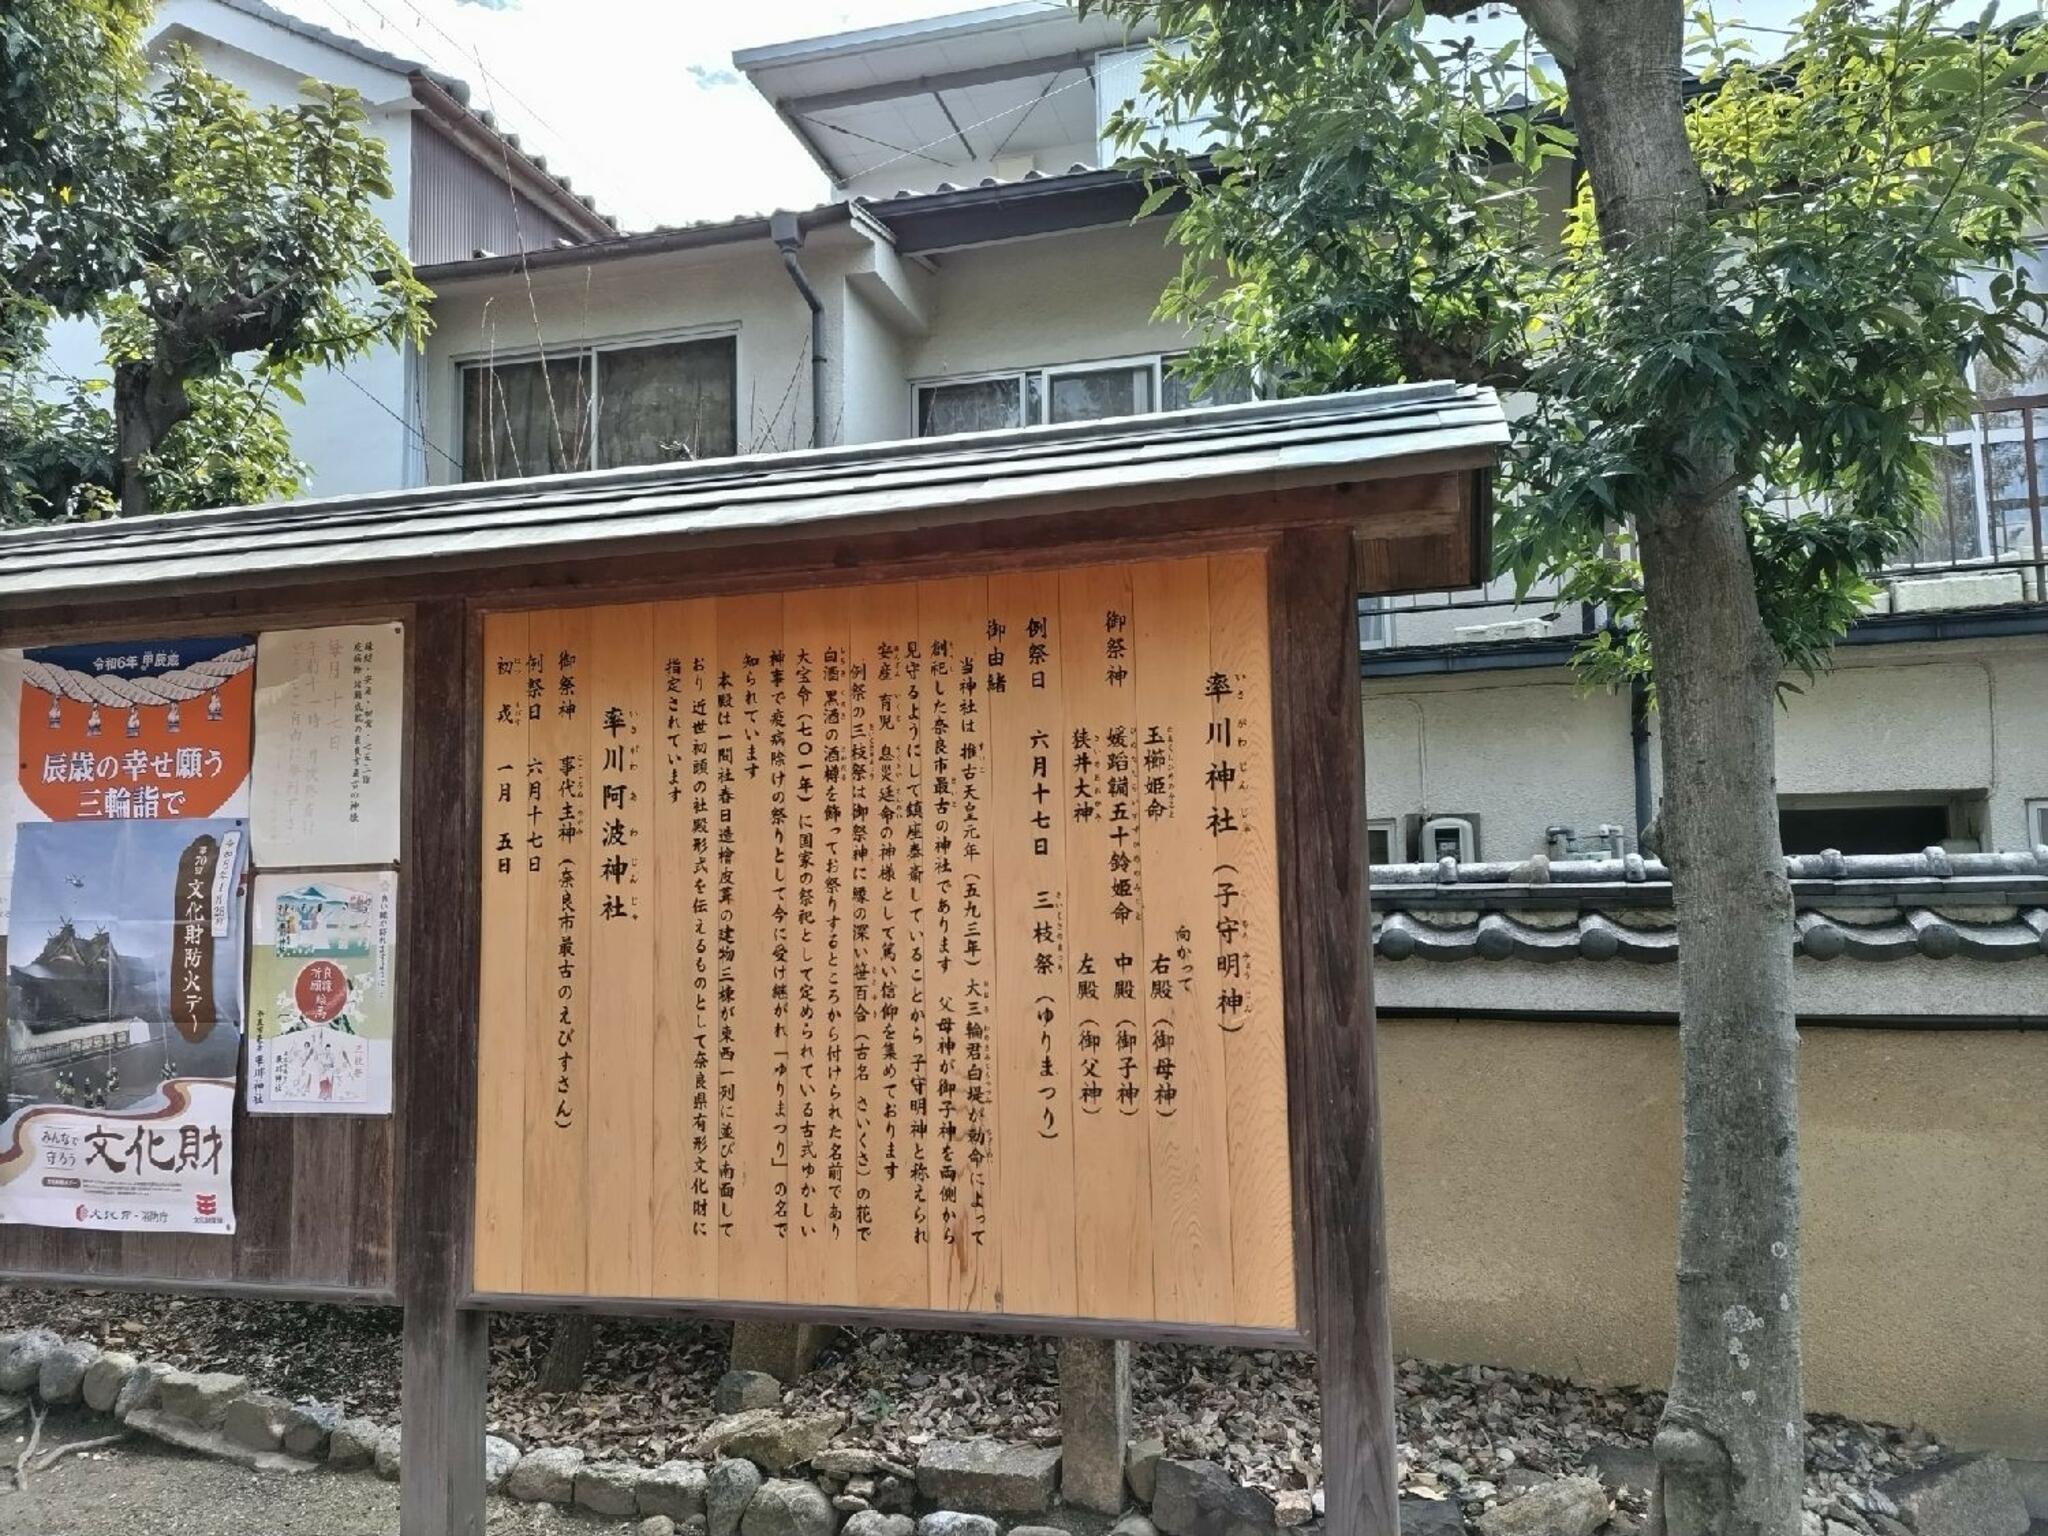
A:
769 210 826 450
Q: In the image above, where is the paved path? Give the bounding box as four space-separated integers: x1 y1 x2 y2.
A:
0 1409 594 1535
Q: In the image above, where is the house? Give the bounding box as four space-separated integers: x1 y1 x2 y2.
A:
36 0 614 498
413 3 1236 480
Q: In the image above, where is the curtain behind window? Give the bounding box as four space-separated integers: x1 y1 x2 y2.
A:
917 377 1022 437
597 337 737 468
1048 366 1150 424
461 356 592 481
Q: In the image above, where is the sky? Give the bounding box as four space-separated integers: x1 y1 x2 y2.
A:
272 0 1986 235
272 0 1030 231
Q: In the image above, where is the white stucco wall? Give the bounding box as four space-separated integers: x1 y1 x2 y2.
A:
421 235 844 479
901 222 1189 384
1364 634 2048 861
35 1 421 500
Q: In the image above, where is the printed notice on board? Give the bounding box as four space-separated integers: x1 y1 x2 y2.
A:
1 819 248 1233
247 870 396 1115
249 625 403 867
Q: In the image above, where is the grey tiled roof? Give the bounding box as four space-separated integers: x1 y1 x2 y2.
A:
1371 849 2048 964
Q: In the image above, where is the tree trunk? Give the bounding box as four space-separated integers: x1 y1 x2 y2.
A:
538 1314 595 1394
1539 7 1806 1536
111 359 196 518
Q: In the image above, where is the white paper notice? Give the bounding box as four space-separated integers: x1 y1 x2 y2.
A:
250 625 403 867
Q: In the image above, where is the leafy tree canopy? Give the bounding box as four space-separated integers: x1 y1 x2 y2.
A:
2 0 430 522
1094 0 2048 686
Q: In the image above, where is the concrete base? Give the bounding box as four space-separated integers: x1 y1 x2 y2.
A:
728 1321 832 1384
1057 1337 1131 1516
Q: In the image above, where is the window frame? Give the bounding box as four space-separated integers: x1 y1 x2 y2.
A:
455 322 741 481
910 351 1258 439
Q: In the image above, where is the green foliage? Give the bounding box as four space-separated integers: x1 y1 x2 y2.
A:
1 18 430 522
1090 0 2048 687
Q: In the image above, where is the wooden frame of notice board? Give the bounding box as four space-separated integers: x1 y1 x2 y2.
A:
0 384 1504 1536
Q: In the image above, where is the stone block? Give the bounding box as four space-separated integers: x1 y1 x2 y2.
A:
918 1516 999 1536
1473 1477 1609 1536
642 1459 712 1520
718 1370 784 1414
845 1514 915 1536
1152 1459 1278 1536
699 1408 844 1472
1059 1338 1131 1516
1585 1442 1657 1494
711 1455 767 1536
579 1460 648 1517
81 1351 137 1413
1884 1456 2030 1536
509 1446 586 1504
114 1362 168 1421
916 1439 1063 1516
374 1426 403 1481
38 1341 98 1405
0 1330 61 1394
281 1402 342 1459
731 1320 833 1383
327 1416 382 1471
222 1392 291 1452
1889 571 2025 614
157 1370 250 1430
743 1477 838 1536
124 1408 318 1475
485 1435 522 1492
1128 1435 1168 1505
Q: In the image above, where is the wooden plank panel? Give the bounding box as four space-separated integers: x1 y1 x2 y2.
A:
652 599 718 1300
919 575 999 1313
784 588 853 1306
1133 556 1234 1323
985 569 1076 1317
1059 562 1153 1321
715 593 786 1301
585 603 655 1297
350 1117 395 1291
848 583 926 1309
474 610 529 1292
287 1118 356 1287
1212 549 1296 1328
521 606 591 1294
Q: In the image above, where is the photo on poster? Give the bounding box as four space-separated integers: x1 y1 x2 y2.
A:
248 871 396 1115
17 637 254 823
0 819 247 1234
250 625 403 868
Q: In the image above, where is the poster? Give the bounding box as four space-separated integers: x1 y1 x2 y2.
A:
249 625 403 867
0 649 18 936
0 819 248 1233
247 871 395 1115
16 637 254 824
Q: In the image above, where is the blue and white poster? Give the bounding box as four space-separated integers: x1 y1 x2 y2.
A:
0 819 248 1233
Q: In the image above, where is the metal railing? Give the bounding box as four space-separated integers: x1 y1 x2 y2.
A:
1364 394 2048 652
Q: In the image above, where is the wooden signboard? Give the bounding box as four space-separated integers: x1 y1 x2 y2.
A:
474 553 1295 1328
0 382 1505 1536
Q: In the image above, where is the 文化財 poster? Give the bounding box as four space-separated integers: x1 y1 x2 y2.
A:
247 871 396 1115
16 637 254 824
0 819 248 1233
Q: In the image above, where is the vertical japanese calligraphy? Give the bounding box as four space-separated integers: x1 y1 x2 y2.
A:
475 551 1294 1327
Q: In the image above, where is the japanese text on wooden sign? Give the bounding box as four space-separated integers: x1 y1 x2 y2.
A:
474 552 1293 1329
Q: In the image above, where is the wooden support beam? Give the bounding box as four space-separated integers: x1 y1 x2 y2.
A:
1269 527 1397 1536
397 599 488 1536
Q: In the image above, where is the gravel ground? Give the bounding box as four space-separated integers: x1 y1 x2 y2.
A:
0 1286 1951 1526
0 1407 585 1536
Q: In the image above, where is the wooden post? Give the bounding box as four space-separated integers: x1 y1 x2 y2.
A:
398 599 489 1536
1270 528 1397 1536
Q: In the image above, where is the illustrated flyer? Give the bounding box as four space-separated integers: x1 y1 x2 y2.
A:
247 871 396 1115
0 819 248 1233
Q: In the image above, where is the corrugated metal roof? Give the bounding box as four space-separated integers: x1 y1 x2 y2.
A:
0 383 1505 605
